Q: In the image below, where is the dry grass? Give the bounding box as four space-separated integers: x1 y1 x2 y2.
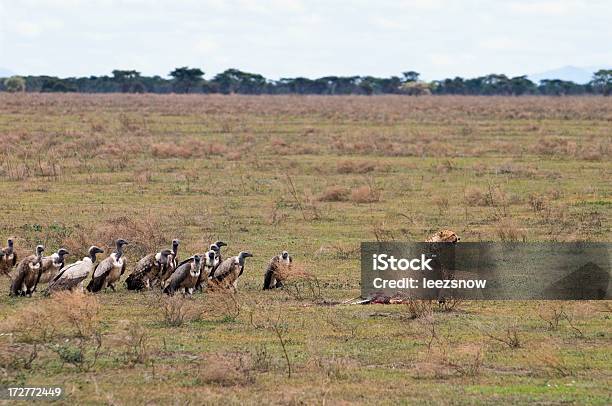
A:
161 295 198 327
0 94 609 404
318 186 350 202
350 185 380 203
495 218 526 242
336 160 376 174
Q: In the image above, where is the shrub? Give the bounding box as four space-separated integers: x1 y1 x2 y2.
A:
350 185 380 203
151 143 193 158
336 160 376 174
464 187 490 206
318 186 349 202
495 218 525 242
4 76 26 92
162 295 196 327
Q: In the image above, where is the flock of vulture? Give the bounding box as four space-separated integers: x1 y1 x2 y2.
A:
0 238 292 297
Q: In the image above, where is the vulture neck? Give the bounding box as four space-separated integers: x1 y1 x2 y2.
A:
172 244 178 256
115 243 124 260
89 252 98 263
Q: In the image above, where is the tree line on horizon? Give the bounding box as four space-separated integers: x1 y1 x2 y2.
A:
2 67 611 96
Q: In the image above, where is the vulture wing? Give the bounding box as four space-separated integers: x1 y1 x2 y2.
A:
212 257 236 282
9 256 34 296
87 257 114 292
48 259 90 292
163 262 190 294
125 254 156 290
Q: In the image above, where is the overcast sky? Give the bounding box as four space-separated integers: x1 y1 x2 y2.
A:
0 0 610 80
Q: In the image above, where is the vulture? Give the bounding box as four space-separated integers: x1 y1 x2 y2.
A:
263 250 292 290
158 240 181 286
194 250 219 291
173 241 226 290
87 239 128 292
9 245 44 297
46 246 104 294
170 239 180 269
210 251 253 291
125 249 172 291
0 238 17 276
163 254 202 295
38 248 70 285
210 241 227 266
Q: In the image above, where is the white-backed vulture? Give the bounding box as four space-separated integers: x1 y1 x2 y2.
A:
9 245 44 297
46 246 104 294
163 254 202 295
173 241 226 290
87 239 128 293
194 250 219 291
263 250 292 290
0 238 17 276
38 248 70 285
159 240 180 286
125 249 172 291
210 251 253 291
170 239 180 269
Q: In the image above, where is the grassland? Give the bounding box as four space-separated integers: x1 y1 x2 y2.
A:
0 94 610 405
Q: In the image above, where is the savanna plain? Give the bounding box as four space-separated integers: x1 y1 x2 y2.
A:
0 94 610 405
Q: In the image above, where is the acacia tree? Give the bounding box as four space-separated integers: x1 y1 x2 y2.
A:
169 67 204 93
112 70 142 93
591 69 612 96
4 76 26 92
402 71 420 82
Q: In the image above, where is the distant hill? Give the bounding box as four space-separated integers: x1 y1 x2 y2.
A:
529 66 600 84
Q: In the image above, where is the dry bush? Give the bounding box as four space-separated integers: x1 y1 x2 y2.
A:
437 296 463 312
52 291 101 338
495 218 526 242
2 305 57 344
336 160 376 174
316 243 360 260
528 193 548 212
537 304 583 337
2 292 102 372
404 298 435 320
318 186 349 202
415 317 486 378
323 311 360 341
162 295 198 327
200 291 242 322
93 215 171 259
279 263 322 302
4 291 100 341
350 185 380 203
312 353 358 381
435 159 456 173
0 342 40 371
531 343 571 377
151 142 193 159
479 322 522 349
197 353 254 386
464 187 490 206
432 196 449 214
133 168 152 184
118 320 149 365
